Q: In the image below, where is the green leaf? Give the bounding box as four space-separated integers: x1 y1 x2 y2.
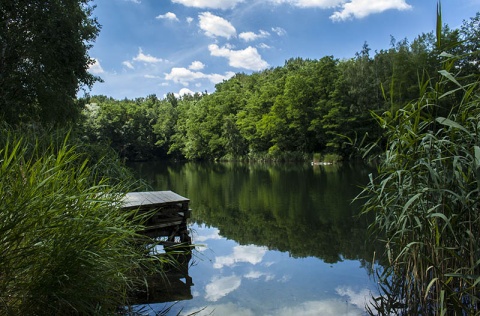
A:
438 70 462 88
474 146 480 168
435 117 468 133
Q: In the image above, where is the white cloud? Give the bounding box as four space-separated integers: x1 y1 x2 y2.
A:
244 270 275 281
330 0 412 21
189 60 205 70
336 286 374 311
133 48 164 63
172 0 244 10
186 16 194 24
144 74 160 79
213 245 268 269
183 303 254 316
258 43 272 49
208 71 236 84
88 59 104 74
178 88 195 96
209 44 269 71
199 12 236 39
205 275 242 302
239 30 270 42
195 227 222 242
156 12 180 21
271 26 287 36
164 67 235 86
122 61 134 69
164 67 205 86
270 0 343 8
273 300 364 316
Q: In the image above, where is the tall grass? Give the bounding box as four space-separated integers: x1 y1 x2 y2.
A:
359 25 480 315
0 126 158 315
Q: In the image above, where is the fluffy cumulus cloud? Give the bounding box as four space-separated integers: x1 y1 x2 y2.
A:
239 30 270 42
88 59 104 74
270 0 411 20
330 0 412 21
156 12 179 21
164 67 205 85
209 44 269 71
270 0 344 8
133 48 164 63
177 88 195 96
207 72 236 84
199 12 236 39
189 60 205 70
172 0 244 10
164 67 234 86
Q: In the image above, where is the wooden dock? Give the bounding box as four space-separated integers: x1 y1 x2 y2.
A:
122 191 191 245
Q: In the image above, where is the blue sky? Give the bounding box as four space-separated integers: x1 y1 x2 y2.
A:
86 0 479 99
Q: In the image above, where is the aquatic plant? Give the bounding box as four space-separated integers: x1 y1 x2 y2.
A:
0 127 158 315
360 7 480 314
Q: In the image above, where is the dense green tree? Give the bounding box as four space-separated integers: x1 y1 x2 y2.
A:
75 12 478 162
0 0 100 125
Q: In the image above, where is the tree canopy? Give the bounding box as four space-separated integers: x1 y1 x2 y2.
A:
79 12 479 161
0 0 100 125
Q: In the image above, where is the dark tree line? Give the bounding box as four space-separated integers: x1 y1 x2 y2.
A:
79 12 478 161
0 0 100 125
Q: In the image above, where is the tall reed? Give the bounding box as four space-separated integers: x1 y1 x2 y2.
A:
359 31 480 315
0 126 158 315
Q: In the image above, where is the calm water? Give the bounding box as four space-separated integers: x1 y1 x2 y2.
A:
128 161 380 316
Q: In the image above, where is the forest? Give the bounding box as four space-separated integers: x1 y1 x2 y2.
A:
79 13 479 162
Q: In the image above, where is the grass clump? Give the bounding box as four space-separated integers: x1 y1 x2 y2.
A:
359 34 480 315
0 126 155 315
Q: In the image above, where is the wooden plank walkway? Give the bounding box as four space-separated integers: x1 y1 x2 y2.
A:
122 191 191 244
122 190 189 210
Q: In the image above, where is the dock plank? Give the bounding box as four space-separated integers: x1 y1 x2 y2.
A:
122 191 189 210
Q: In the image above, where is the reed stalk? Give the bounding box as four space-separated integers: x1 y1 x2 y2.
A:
360 31 480 315
0 126 161 315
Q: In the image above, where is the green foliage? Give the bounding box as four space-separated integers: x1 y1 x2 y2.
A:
80 95 161 160
0 127 157 315
0 0 101 125
360 38 480 314
75 12 478 163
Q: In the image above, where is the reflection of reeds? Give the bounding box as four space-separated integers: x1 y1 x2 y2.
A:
0 126 164 314
359 7 480 314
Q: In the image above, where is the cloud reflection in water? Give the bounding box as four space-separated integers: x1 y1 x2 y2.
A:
205 275 242 302
213 245 268 269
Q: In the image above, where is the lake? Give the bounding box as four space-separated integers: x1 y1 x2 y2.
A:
128 161 380 316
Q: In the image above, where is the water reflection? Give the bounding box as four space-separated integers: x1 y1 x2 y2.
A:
128 161 379 315
130 161 377 264
131 252 193 305
213 245 268 269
